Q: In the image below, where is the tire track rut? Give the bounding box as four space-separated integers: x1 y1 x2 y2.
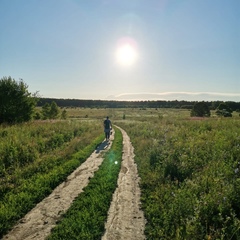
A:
102 126 146 240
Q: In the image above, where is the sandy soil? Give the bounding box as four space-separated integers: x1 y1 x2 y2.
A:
102 126 146 240
3 126 146 240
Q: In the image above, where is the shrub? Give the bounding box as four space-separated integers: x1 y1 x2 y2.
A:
191 102 210 117
0 77 38 124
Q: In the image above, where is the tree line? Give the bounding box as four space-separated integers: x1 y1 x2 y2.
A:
37 97 240 111
1 76 240 124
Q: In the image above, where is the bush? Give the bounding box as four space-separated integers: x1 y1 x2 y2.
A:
191 102 210 117
215 103 233 117
0 77 38 124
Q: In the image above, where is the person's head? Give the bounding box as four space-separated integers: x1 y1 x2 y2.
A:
106 116 109 119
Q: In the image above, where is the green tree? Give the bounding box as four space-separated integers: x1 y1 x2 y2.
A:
49 101 60 119
41 101 60 119
42 103 51 120
0 76 38 124
190 102 211 117
216 103 232 117
34 112 42 120
61 109 67 119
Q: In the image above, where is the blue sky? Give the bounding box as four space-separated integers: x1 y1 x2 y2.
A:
0 0 239 101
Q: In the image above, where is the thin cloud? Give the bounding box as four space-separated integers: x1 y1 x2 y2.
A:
106 92 240 101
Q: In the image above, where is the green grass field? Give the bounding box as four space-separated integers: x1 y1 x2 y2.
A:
115 108 240 239
1 108 240 239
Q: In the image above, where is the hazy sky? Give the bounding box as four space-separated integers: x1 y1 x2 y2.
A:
0 0 239 101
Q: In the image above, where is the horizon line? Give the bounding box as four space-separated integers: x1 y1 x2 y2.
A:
40 91 240 102
104 91 240 101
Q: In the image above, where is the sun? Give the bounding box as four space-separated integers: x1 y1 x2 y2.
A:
115 38 138 66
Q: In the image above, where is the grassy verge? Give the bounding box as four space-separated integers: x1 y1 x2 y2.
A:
0 132 104 238
48 127 123 240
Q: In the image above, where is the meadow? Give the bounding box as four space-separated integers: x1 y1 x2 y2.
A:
115 108 240 239
1 107 240 239
0 119 104 237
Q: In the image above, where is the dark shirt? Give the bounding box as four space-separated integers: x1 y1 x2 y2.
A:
104 119 111 129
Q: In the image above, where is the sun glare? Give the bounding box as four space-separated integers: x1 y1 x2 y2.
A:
115 37 138 66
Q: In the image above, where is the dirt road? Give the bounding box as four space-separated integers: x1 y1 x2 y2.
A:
102 126 146 240
3 126 146 240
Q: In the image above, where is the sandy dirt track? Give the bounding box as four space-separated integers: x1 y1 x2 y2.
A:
102 126 146 240
3 126 146 240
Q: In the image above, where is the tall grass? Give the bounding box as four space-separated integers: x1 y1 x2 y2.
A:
117 116 240 239
0 120 104 238
1 108 240 239
0 120 101 173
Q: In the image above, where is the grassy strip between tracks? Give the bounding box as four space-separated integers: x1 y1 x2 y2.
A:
0 134 104 238
47 127 123 240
